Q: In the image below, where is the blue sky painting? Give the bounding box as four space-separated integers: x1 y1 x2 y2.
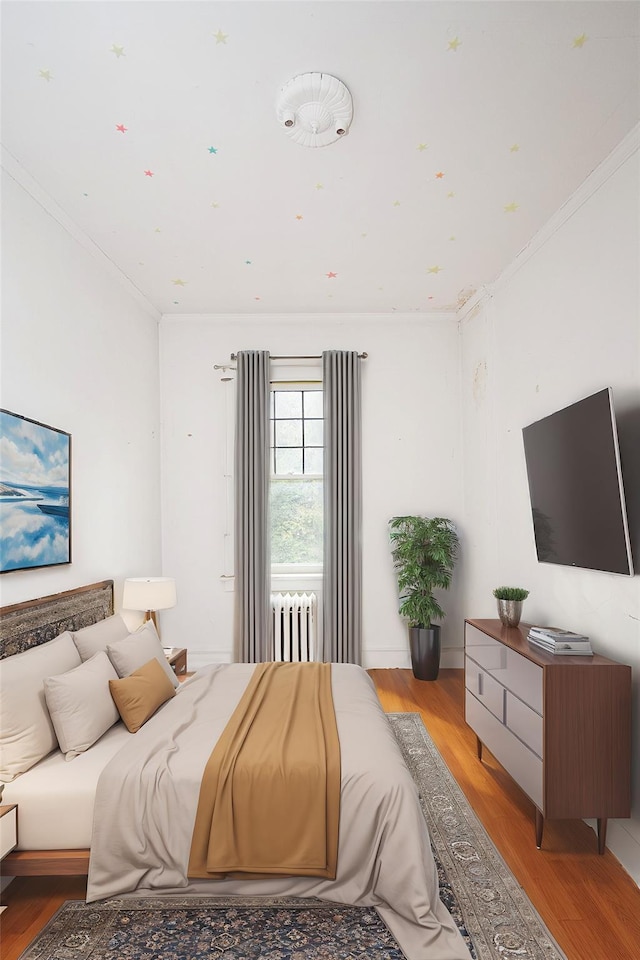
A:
0 409 71 573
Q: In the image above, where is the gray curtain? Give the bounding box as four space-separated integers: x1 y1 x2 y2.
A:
234 350 272 662
321 350 362 664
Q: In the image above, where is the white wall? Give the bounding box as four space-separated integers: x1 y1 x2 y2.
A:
459 140 640 881
158 314 465 669
0 169 162 610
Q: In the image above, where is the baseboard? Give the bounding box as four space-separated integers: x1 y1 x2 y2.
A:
586 818 640 887
188 650 466 670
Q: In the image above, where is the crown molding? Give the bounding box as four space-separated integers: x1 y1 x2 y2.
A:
485 124 640 300
160 311 457 325
1 146 161 322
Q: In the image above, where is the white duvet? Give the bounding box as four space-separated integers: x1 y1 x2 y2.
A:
88 662 471 960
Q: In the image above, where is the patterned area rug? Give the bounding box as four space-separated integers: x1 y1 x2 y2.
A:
388 713 567 960
18 713 567 960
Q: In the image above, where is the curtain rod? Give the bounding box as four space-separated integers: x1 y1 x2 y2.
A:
214 352 367 370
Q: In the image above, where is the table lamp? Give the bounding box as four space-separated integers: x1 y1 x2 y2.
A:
122 577 177 635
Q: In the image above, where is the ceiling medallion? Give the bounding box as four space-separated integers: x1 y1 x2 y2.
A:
276 72 353 147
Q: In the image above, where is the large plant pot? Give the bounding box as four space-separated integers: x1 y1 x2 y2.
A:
409 625 441 681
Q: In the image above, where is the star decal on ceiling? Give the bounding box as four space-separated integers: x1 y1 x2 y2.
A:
447 37 462 52
154 228 161 233
417 143 428 152
449 235 456 241
245 260 252 265
254 296 261 301
447 191 455 198
435 171 445 179
326 272 337 279
573 33 588 48
208 146 218 154
116 124 127 133
393 200 401 207
144 170 154 177
110 44 125 58
172 278 187 286
213 29 228 44
38 69 53 81
504 202 519 213
295 214 304 220
427 265 443 274
211 202 220 208
510 143 520 152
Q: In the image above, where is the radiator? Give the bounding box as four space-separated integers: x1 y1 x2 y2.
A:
271 592 317 662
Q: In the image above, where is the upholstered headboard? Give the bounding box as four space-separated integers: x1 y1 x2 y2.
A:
0 580 114 659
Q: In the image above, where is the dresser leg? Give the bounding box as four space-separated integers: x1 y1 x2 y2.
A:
476 736 483 761
535 808 544 849
596 818 607 855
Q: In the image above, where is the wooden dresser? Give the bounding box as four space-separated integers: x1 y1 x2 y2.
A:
464 618 631 853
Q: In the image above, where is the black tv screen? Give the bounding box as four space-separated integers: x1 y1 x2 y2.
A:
522 388 634 576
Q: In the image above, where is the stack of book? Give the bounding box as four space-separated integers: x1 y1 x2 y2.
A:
527 626 593 656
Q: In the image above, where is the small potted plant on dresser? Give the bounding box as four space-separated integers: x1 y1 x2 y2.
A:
493 586 529 627
389 515 459 680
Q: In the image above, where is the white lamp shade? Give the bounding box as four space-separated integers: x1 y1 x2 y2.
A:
122 577 177 612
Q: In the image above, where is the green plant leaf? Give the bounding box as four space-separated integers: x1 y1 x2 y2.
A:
389 515 459 627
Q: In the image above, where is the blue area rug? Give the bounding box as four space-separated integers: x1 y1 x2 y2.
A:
20 898 405 959
18 713 566 960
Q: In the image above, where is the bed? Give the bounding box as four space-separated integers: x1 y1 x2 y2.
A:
0 581 471 960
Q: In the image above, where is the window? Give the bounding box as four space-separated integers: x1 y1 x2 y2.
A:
270 386 323 566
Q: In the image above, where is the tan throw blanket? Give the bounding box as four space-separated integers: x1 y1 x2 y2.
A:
188 661 340 880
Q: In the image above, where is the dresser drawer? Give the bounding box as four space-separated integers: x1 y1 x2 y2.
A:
465 623 542 713
505 691 543 759
465 624 506 664
466 692 543 809
465 656 505 723
502 651 543 714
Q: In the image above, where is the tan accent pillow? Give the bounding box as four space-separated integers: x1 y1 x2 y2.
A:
109 658 176 733
72 614 130 661
44 652 120 759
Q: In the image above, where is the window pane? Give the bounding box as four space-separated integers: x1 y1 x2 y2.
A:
304 391 323 418
275 448 303 475
275 419 302 446
304 448 323 474
275 391 302 418
271 480 323 564
304 419 323 446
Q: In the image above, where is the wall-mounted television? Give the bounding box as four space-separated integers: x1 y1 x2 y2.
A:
522 388 634 576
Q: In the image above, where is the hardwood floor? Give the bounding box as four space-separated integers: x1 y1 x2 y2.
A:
1 669 639 960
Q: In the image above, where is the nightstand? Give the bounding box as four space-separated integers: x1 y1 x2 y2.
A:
164 647 187 677
0 805 17 860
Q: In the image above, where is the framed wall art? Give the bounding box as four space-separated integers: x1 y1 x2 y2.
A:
0 409 71 573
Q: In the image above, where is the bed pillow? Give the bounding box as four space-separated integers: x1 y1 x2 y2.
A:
109 658 176 733
44 652 120 760
71 613 130 661
107 620 179 688
0 632 82 781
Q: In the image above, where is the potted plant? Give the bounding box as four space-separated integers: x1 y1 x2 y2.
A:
389 515 459 680
493 586 529 627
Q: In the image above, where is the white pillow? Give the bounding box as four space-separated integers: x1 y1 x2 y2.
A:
71 613 130 661
44 652 120 760
0 632 82 781
107 620 178 688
